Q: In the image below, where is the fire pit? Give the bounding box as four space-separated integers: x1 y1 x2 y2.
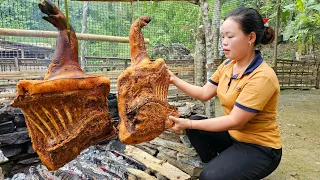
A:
1 99 205 180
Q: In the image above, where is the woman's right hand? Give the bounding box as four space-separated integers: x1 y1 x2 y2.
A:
167 69 177 84
169 116 192 132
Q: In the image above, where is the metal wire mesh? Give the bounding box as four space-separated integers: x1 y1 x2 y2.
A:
0 0 199 61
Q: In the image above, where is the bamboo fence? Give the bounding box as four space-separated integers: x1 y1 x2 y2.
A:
0 57 194 103
0 57 319 103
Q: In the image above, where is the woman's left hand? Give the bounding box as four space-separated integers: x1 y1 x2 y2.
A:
169 116 192 132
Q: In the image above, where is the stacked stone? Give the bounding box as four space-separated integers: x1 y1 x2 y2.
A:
0 103 40 177
0 97 205 179
0 93 120 178
133 102 205 179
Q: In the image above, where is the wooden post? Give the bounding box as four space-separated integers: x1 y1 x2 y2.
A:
21 48 25 59
316 61 320 89
210 0 221 118
194 25 206 112
14 57 20 71
200 0 215 118
212 0 221 61
84 56 88 71
194 25 206 87
124 59 129 69
103 58 107 77
273 0 281 72
80 2 89 70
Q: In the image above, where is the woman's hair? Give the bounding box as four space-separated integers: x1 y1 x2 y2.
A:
225 7 275 45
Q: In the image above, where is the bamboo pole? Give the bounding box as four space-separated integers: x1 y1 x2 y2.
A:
72 0 199 4
0 28 150 44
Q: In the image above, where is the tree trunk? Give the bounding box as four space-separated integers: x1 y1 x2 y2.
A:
316 62 320 89
194 25 206 87
212 0 221 60
81 2 90 70
209 0 222 118
194 25 206 111
200 0 214 118
273 0 281 72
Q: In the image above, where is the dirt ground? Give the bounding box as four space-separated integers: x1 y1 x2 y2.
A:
214 89 320 180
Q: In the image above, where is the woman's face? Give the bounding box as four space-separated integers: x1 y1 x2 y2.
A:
221 18 252 61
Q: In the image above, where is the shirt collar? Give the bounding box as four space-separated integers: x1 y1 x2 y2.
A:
237 50 263 79
224 50 263 79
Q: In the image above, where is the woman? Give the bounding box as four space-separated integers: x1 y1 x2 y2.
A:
167 7 282 180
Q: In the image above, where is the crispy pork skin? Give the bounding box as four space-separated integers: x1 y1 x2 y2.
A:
11 0 116 170
117 17 179 144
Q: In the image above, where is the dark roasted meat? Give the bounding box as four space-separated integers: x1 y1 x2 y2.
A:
11 0 116 171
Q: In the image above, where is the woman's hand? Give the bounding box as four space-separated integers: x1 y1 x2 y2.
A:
169 116 192 132
166 69 177 84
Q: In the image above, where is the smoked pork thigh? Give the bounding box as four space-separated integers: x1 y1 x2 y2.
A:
11 0 116 170
117 16 179 144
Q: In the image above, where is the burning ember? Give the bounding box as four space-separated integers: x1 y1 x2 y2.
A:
5 138 146 180
1 101 203 180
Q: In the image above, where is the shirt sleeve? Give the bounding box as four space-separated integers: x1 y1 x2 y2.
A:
209 61 226 86
235 74 277 113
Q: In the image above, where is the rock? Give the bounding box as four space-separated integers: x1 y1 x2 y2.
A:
153 44 193 60
104 138 126 153
134 144 158 156
0 161 13 177
0 104 16 124
191 103 205 115
27 142 35 154
139 142 159 150
149 138 197 156
176 102 203 118
108 98 118 109
157 147 178 159
0 145 22 157
177 153 203 168
11 163 41 178
159 130 181 143
0 150 9 164
153 44 169 58
166 128 184 135
180 135 192 148
169 102 186 107
157 152 202 177
8 173 29 180
0 121 15 135
109 108 119 119
12 114 26 128
0 167 4 180
17 157 40 165
178 106 192 118
15 127 28 133
0 130 30 146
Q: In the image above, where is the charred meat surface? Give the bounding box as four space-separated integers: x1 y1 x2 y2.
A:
117 16 179 144
11 0 116 171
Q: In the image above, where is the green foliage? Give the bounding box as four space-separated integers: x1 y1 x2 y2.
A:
0 0 199 59
282 0 320 48
1 0 319 59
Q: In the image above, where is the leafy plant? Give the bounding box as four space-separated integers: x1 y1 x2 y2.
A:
282 0 320 54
